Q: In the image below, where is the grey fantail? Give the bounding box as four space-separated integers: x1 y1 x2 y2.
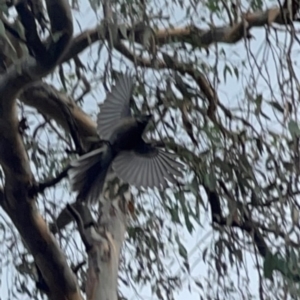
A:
69 73 184 204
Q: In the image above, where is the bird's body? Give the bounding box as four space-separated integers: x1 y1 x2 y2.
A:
69 73 183 204
108 116 150 153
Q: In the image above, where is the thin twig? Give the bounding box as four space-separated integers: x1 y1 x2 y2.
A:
37 165 71 193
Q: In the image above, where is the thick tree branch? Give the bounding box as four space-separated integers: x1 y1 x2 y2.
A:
59 5 299 65
52 183 130 300
44 0 73 66
0 0 73 104
62 26 105 62
0 1 73 190
84 188 128 300
15 2 46 60
20 82 97 150
154 8 298 48
0 1 80 299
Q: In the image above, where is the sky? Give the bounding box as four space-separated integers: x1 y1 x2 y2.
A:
0 1 299 299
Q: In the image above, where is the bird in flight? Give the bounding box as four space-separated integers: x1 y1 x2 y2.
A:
69 73 184 204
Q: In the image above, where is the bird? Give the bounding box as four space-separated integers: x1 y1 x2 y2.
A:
69 72 184 204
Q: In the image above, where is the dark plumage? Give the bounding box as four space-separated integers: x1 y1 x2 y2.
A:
69 73 183 204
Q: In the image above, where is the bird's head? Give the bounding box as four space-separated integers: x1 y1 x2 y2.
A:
136 114 153 125
135 114 153 133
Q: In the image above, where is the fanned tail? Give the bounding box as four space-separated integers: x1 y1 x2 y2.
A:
69 145 113 204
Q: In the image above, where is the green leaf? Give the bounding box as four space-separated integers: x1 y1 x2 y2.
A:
0 19 5 37
233 66 239 79
118 24 128 39
89 0 101 12
260 110 271 120
206 0 220 12
250 0 263 10
0 3 9 15
189 175 199 195
254 94 263 115
223 64 232 83
203 172 217 191
269 101 284 113
174 190 194 232
52 31 64 43
263 252 276 280
288 120 300 138
168 205 181 224
142 27 154 48
255 137 263 154
162 52 174 66
175 235 188 260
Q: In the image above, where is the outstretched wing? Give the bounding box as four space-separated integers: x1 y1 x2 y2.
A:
112 143 184 189
97 72 135 140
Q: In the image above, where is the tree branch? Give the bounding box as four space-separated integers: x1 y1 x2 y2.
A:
44 0 73 66
205 187 269 258
36 165 71 194
0 1 80 299
67 204 94 251
84 188 128 300
20 81 97 151
50 202 95 234
15 2 46 60
58 5 299 65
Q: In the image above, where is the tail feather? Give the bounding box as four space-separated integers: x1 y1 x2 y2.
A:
69 145 113 204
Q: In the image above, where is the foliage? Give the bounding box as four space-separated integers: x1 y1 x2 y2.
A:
0 0 300 299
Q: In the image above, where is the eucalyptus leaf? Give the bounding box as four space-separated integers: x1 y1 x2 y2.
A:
288 120 300 138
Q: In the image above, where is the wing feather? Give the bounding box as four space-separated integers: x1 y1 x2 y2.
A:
153 155 176 186
115 153 136 177
112 147 183 189
153 157 162 187
147 158 156 187
97 73 135 140
149 158 156 187
155 150 183 177
127 156 143 186
143 158 149 186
